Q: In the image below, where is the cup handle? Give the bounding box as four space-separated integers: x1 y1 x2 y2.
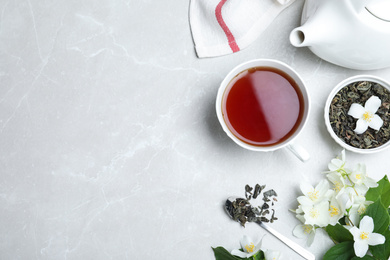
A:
287 143 310 162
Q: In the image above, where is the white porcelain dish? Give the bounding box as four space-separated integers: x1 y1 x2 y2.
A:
324 75 390 154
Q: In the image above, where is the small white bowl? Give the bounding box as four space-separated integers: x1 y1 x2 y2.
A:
324 75 390 154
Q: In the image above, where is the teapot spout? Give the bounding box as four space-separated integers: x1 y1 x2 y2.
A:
289 26 313 47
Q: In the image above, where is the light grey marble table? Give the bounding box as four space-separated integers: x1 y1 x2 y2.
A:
1 0 390 259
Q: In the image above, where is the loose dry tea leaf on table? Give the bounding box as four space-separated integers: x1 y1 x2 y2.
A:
229 184 278 227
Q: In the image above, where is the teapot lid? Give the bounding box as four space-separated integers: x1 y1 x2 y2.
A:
366 1 390 22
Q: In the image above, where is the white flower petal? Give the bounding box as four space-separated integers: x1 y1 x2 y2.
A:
300 183 314 196
354 118 369 134
325 189 335 199
275 0 291 5
348 103 365 118
316 180 330 197
254 237 262 251
296 214 305 223
329 197 343 225
360 216 374 233
293 224 313 238
327 172 345 192
339 150 346 162
364 96 381 113
306 231 315 246
354 240 369 258
368 233 385 246
348 209 360 227
364 176 379 188
297 196 313 206
349 226 360 238
264 250 281 260
303 201 330 227
336 187 355 213
317 201 331 226
350 164 365 185
368 114 383 131
292 224 305 238
328 158 344 171
240 235 252 252
327 162 338 172
354 184 369 195
231 249 249 258
293 205 304 215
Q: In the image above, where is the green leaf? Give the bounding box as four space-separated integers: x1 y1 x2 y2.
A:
325 224 353 243
212 247 245 260
323 241 355 260
366 175 390 208
211 247 264 260
363 198 390 234
339 216 347 226
351 256 376 260
370 228 390 260
252 250 265 260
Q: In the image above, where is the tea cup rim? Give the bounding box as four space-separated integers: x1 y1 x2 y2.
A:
216 58 310 152
324 74 390 154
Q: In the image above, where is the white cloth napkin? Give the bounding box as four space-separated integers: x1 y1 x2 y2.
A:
189 0 295 58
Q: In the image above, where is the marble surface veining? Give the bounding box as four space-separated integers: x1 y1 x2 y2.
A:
1 0 390 259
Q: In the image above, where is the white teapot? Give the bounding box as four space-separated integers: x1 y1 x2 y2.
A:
289 0 390 70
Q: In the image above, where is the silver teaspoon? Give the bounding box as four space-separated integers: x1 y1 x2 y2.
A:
225 197 315 260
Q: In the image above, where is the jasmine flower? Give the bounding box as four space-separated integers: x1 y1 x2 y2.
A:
349 216 385 257
350 163 378 189
326 150 346 172
298 180 332 205
348 96 383 134
293 214 316 246
231 235 262 258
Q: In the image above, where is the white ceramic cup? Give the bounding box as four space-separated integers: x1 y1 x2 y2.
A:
216 59 310 162
324 75 390 154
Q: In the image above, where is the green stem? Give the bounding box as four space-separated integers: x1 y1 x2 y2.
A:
339 169 359 196
345 215 355 227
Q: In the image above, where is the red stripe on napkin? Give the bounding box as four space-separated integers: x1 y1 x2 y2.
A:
215 0 240 53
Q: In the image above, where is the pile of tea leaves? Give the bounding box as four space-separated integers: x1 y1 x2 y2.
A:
226 184 278 227
329 81 390 149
